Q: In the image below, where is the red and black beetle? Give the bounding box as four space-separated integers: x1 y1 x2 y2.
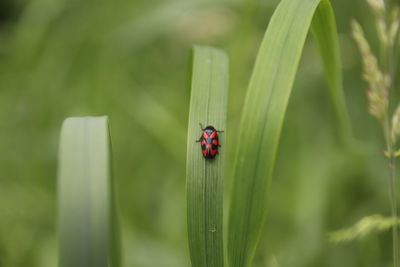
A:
196 123 223 159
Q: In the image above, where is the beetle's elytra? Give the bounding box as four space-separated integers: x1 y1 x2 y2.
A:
196 124 223 159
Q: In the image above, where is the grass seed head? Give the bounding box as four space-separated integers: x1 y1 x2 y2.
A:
392 105 400 143
367 0 386 17
351 19 389 122
389 7 400 45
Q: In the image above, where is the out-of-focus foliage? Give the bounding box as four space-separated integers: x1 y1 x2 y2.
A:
0 0 397 266
328 214 400 243
58 117 120 267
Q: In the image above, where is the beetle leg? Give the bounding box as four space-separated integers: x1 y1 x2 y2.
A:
217 130 224 133
195 136 203 143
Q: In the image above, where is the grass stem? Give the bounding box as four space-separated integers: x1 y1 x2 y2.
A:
383 115 399 267
389 155 399 267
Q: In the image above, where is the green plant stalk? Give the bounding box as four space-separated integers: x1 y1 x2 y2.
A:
389 154 399 267
383 116 399 267
186 46 228 267
381 4 400 263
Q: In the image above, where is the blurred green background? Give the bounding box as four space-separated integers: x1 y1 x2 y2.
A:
0 0 396 266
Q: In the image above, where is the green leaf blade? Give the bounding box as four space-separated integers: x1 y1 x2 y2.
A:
311 0 352 141
227 0 348 266
58 116 120 267
186 46 229 267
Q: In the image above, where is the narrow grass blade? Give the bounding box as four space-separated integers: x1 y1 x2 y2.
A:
58 116 120 267
227 0 347 266
311 0 352 141
186 46 228 267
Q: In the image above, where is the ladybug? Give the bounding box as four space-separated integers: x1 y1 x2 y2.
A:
196 123 223 159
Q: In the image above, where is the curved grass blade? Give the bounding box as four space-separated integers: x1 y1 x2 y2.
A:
311 0 352 142
227 0 348 266
186 46 228 267
58 116 120 267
